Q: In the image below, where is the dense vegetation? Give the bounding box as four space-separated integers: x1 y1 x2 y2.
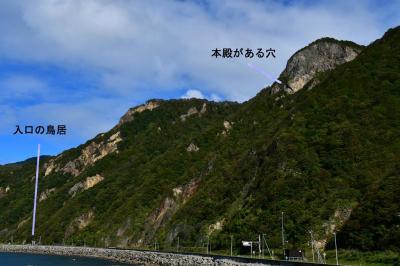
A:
0 26 399 263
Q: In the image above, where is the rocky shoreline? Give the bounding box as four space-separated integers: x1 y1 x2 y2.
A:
0 244 322 265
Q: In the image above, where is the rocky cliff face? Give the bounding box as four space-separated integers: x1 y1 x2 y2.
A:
0 186 10 198
69 174 104 198
118 100 159 126
39 188 56 202
271 38 363 94
45 132 122 177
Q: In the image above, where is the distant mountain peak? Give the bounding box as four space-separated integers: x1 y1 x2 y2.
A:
271 37 363 94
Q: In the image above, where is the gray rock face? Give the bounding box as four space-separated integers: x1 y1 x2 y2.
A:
180 103 207 122
69 174 104 198
271 38 363 94
45 132 122 177
0 186 10 198
39 188 56 202
118 100 159 126
186 143 199 152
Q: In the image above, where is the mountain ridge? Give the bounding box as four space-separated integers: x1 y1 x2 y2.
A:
0 26 399 258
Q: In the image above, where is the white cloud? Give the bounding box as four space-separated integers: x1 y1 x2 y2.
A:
181 89 223 102
210 93 222 102
0 105 17 134
0 0 396 102
0 0 398 159
181 89 205 99
0 75 49 101
9 98 131 140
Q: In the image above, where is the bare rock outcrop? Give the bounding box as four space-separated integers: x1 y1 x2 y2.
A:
208 219 224 235
117 219 131 237
271 38 363 94
180 107 198 121
69 174 104 198
17 217 30 229
118 100 159 126
140 178 201 243
39 188 56 202
199 102 207 114
180 103 207 122
314 207 353 250
45 132 122 177
0 186 10 198
221 121 233 136
186 143 199 152
44 156 61 176
65 211 94 238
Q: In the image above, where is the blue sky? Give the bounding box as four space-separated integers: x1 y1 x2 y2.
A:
0 0 399 164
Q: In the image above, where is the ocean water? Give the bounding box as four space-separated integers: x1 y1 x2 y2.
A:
0 252 134 266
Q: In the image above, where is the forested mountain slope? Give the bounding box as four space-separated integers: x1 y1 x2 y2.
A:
0 26 399 255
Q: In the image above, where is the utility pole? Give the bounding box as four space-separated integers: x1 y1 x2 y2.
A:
177 237 179 252
334 232 339 266
32 144 41 245
262 234 264 258
281 212 285 259
230 235 233 256
311 240 315 263
258 235 261 258
207 236 209 254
